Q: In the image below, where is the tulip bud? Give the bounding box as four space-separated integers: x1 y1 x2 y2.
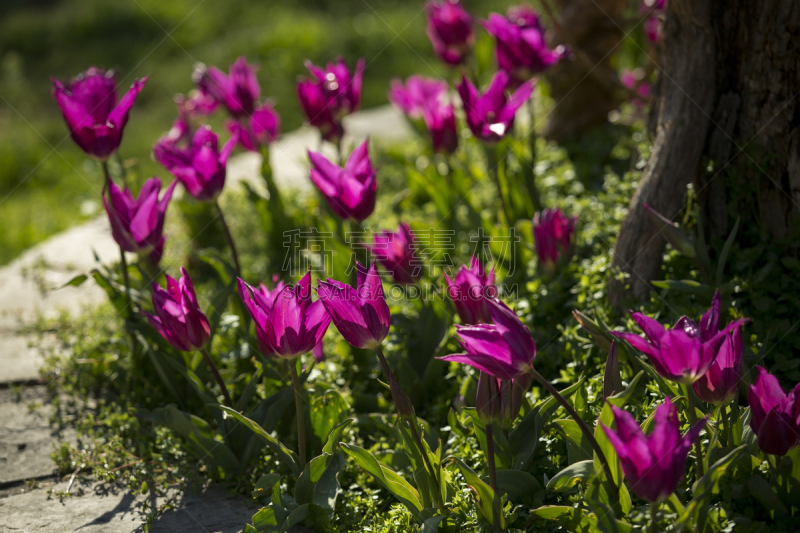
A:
308 140 376 222
572 310 613 353
145 267 210 352
370 223 422 285
457 72 533 143
643 203 696 259
603 341 623 399
476 372 502 425
499 373 532 428
426 0 474 66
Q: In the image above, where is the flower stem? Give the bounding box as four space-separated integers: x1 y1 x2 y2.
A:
684 384 705 477
721 404 731 447
102 161 133 314
485 422 502 531
200 347 233 408
526 97 542 213
290 362 307 470
485 144 512 228
529 369 617 492
650 501 659 533
215 201 241 278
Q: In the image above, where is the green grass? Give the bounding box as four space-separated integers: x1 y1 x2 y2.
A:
0 0 520 265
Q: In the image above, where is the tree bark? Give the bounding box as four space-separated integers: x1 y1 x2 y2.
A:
609 0 800 307
543 0 627 141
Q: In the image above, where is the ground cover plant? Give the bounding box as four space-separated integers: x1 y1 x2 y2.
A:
23 0 800 532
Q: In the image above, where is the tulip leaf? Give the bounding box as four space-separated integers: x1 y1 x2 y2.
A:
547 459 595 492
738 407 759 456
462 407 512 469
420 514 449 533
294 419 352 511
651 279 714 298
747 474 788 517
553 419 593 464
692 444 748 498
251 473 281 499
217 405 300 476
341 443 423 518
310 389 350 450
494 468 542 505
57 273 88 289
715 216 740 287
450 457 506 530
278 503 311 533
531 506 598 532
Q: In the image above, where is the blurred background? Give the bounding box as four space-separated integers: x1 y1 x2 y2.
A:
0 0 532 265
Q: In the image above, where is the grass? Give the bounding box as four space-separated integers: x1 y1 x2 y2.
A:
0 0 523 265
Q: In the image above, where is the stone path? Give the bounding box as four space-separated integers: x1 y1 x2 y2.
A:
0 106 409 532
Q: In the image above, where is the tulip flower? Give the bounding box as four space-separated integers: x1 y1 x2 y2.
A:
457 71 534 143
426 0 474 66
308 140 376 222
145 267 211 352
748 366 800 456
238 273 331 360
641 0 668 43
422 101 459 154
483 6 565 85
602 397 706 503
611 292 747 384
533 207 577 272
176 88 218 117
370 223 422 285
104 176 177 263
693 325 743 406
388 75 448 120
194 56 260 119
227 102 280 151
445 256 496 325
297 57 365 143
318 262 391 350
51 67 147 160
154 125 237 202
439 298 536 380
621 70 651 109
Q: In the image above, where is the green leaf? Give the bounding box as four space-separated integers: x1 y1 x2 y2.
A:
716 216 740 286
341 443 423 518
531 506 597 532
294 419 352 510
252 474 281 499
57 273 88 289
747 474 788 517
547 460 595 492
420 514 449 533
693 445 748 497
450 457 505 529
651 279 714 298
310 389 349 449
251 507 278 530
278 503 311 533
553 419 593 464
494 469 542 505
463 407 512 469
217 405 300 475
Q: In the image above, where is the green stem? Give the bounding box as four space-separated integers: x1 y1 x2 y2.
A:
485 422 502 531
215 201 241 278
721 404 731 447
529 369 617 492
102 161 133 314
684 384 705 477
200 347 233 409
526 98 542 213
290 363 307 470
486 145 512 228
650 501 659 533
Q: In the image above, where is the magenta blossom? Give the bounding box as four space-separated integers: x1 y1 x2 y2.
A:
145 267 210 352
533 207 577 272
483 6 565 85
693 324 743 406
154 125 237 202
227 102 280 151
308 140 376 222
370 223 422 285
177 88 218 117
422 100 459 154
104 176 176 263
748 367 800 456
621 69 651 108
641 0 668 42
426 0 474 66
603 397 706 503
297 57 365 143
194 56 260 119
318 262 391 350
388 75 448 120
439 298 536 381
611 292 747 385
51 68 147 160
445 256 497 325
457 71 534 143
238 273 331 360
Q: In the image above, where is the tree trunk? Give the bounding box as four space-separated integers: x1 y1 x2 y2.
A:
543 0 627 142
609 0 800 307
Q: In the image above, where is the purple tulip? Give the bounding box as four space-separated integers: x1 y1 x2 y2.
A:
51 68 147 160
621 70 651 109
457 71 534 143
388 75 448 120
318 262 391 350
227 102 280 151
611 292 747 384
533 207 577 272
445 256 497 325
693 324 743 406
308 140 376 222
602 397 706 503
483 6 565 85
297 57 365 143
426 0 474 66
145 267 211 352
748 366 800 456
438 298 536 380
238 273 331 360
154 125 238 202
176 88 218 117
194 56 260 119
641 0 668 43
103 176 176 263
370 223 422 285
422 100 459 154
